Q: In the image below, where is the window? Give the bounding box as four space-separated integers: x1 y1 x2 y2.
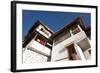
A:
35 35 46 45
40 28 43 31
88 49 91 54
38 25 51 37
35 35 52 49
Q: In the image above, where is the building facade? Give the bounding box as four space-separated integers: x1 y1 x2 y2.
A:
23 17 91 63
23 21 53 63
51 17 91 61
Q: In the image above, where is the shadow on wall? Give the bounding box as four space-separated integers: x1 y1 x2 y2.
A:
58 48 66 54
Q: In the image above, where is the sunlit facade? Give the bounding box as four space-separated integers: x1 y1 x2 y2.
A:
51 17 91 61
22 21 53 63
23 17 91 63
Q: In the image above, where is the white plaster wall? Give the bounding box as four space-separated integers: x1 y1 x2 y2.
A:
23 49 48 64
51 45 69 61
84 49 91 60
58 59 69 61
52 31 86 61
74 44 86 60
23 38 51 63
26 39 51 56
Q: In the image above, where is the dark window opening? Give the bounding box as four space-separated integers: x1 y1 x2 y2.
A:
35 35 46 45
66 44 81 60
35 35 52 49
88 49 91 55
41 28 43 31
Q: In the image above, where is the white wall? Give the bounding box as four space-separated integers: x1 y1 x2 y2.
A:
84 49 91 60
51 44 69 61
23 38 51 63
23 49 48 63
52 31 86 61
26 39 51 56
0 0 100 73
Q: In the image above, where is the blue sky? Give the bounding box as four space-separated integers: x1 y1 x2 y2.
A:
22 10 91 37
